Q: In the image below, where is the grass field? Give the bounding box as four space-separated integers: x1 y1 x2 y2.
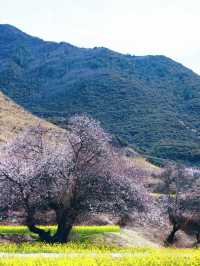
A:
0 248 200 266
0 225 199 265
0 225 119 238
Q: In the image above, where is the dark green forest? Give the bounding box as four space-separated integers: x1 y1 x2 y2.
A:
1 24 200 165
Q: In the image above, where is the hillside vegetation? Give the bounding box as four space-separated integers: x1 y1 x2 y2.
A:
0 91 55 142
1 24 200 165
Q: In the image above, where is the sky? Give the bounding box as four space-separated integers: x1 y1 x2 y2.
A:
0 0 200 74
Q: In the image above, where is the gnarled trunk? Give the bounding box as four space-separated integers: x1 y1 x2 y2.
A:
165 224 180 245
52 208 77 243
27 224 52 243
26 207 77 243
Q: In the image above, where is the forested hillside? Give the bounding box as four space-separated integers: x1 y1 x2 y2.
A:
1 24 200 165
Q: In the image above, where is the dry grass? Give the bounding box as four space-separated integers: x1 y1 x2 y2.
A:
0 92 57 143
131 157 160 173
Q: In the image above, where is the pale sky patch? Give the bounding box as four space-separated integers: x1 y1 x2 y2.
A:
0 0 200 73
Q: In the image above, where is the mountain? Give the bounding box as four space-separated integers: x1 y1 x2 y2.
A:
1 24 200 165
0 91 55 143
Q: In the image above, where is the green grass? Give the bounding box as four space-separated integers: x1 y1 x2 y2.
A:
0 225 120 249
0 225 119 236
0 225 200 265
0 225 119 245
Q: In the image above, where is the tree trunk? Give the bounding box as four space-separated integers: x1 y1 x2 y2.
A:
165 224 180 245
52 208 77 243
196 233 200 245
26 207 77 243
27 224 52 243
26 209 52 243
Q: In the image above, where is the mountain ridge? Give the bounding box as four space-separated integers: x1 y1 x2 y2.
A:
1 24 200 165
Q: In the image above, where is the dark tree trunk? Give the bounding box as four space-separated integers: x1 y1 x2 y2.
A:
26 208 52 243
165 224 180 245
52 208 77 243
27 224 52 243
196 233 200 245
26 207 77 243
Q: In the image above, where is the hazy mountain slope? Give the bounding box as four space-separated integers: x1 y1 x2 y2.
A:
1 24 200 165
0 91 55 142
